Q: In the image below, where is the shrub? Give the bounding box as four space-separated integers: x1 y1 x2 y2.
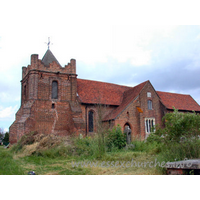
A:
72 135 106 159
130 139 162 154
3 132 9 144
147 109 200 166
106 125 126 151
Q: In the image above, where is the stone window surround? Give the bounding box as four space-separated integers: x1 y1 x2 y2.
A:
145 118 155 134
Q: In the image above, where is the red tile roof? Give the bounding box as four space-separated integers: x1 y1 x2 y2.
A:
103 81 148 120
157 91 200 112
77 79 131 105
77 78 200 121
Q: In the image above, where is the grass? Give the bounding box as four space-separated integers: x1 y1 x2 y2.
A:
4 126 197 175
0 145 162 175
0 146 26 175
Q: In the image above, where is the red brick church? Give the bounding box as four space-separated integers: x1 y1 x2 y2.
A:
9 49 200 144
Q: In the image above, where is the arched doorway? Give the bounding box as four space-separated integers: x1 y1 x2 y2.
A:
124 123 131 144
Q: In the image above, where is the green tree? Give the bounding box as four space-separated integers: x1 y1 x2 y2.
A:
147 109 200 161
0 128 4 144
3 132 9 144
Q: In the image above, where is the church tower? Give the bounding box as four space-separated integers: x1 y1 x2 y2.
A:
9 48 84 144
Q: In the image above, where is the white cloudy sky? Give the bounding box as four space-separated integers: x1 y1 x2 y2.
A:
1 0 200 132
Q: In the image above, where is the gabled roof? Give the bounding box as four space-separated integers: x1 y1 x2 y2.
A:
103 81 148 120
77 79 131 105
77 77 200 121
42 49 62 67
157 91 200 112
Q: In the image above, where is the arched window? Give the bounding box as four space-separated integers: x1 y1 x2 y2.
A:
88 110 94 132
52 81 58 99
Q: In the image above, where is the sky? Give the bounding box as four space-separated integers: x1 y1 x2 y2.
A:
1 0 200 132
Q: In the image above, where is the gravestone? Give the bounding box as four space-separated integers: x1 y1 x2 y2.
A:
124 125 131 144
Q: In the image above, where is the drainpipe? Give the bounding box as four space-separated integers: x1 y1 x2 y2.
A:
139 95 141 140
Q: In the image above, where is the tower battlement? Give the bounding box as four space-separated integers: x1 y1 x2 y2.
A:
22 50 76 79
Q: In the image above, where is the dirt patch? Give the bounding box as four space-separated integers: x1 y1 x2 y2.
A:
13 131 70 157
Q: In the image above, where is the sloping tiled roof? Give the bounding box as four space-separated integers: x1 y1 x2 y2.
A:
103 81 148 120
157 91 200 112
77 79 131 105
42 49 62 67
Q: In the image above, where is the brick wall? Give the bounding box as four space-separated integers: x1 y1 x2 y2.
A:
114 82 163 140
9 53 79 144
80 104 116 135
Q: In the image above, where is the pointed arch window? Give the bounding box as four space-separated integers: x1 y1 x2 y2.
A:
88 110 94 132
52 81 58 99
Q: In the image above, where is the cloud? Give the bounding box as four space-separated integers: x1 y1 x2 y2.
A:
0 105 18 121
75 26 200 106
4 128 8 133
1 2 200 131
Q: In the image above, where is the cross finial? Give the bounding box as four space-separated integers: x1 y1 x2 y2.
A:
45 37 52 49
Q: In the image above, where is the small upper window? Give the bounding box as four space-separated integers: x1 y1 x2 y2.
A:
147 92 151 98
148 100 152 110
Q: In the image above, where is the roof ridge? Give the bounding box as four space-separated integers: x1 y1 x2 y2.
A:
157 91 190 96
77 78 132 89
157 91 200 111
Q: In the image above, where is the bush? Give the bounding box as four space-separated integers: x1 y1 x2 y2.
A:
130 139 162 154
147 109 200 163
106 125 126 151
3 132 9 144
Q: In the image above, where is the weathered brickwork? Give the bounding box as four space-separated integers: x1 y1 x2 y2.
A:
79 104 117 135
113 82 162 140
9 49 200 144
9 50 83 144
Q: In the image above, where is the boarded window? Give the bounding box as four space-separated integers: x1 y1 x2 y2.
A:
52 81 58 99
89 111 94 132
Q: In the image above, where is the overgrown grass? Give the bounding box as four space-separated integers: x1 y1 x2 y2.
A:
1 128 164 175
5 115 200 175
0 146 25 175
0 139 162 175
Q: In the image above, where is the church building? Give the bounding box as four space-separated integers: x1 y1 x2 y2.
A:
9 49 200 144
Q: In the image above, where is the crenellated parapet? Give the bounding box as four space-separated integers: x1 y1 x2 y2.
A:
22 51 76 79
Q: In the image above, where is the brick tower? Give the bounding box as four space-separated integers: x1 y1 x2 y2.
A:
9 49 84 144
